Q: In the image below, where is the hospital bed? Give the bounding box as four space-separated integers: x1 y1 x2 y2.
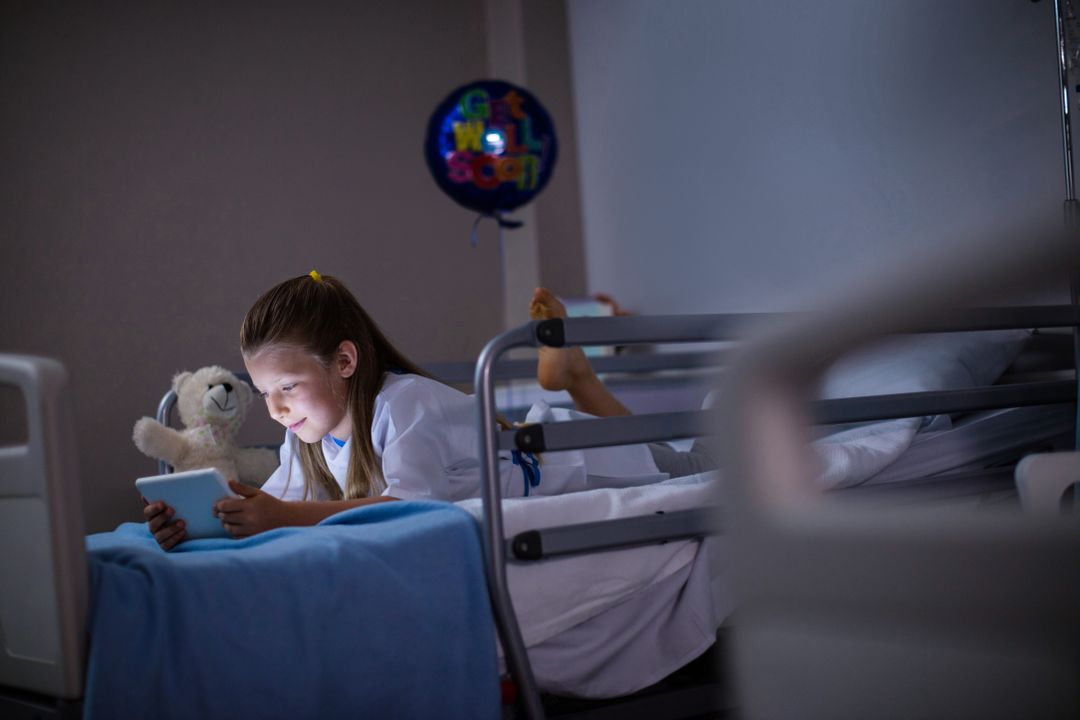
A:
4 234 1080 720
471 318 1078 717
471 221 1080 718
0 353 501 720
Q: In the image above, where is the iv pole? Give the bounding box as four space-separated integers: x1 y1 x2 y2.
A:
1052 0 1080 448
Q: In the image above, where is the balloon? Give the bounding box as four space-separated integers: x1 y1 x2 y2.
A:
424 79 558 216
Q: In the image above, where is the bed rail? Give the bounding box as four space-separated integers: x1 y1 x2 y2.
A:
425 350 726 386
503 379 1077 454
476 303 1080 720
508 506 719 561
537 305 1080 348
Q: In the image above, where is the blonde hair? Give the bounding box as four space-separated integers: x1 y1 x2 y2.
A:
240 273 429 500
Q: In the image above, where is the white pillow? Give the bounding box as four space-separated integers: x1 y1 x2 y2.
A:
817 329 1032 401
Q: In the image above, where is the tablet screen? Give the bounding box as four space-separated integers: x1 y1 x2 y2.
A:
135 468 240 540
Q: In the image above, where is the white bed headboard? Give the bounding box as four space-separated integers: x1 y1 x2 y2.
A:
0 355 87 699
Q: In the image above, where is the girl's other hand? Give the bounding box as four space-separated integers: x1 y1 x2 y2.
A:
213 481 288 538
144 499 186 551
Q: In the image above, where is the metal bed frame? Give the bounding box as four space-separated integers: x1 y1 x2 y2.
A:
474 305 1080 720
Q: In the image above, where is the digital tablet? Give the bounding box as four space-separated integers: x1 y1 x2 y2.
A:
135 468 240 540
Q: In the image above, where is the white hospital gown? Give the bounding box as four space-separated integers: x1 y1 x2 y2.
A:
260 373 667 502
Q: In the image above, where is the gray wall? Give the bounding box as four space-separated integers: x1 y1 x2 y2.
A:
568 0 1069 314
0 0 582 532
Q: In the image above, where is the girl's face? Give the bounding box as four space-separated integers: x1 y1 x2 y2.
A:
244 343 357 444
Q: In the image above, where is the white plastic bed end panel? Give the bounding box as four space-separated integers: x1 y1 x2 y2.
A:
0 355 87 699
1015 451 1080 513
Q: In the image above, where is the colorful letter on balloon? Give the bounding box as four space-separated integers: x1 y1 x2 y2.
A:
424 79 559 215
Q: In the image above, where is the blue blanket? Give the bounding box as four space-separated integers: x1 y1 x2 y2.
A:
84 501 499 720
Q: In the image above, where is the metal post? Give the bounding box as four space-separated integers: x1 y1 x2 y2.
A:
1054 0 1080 448
475 325 545 720
1055 0 1076 201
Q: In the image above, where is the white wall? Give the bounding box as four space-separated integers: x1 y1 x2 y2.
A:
568 0 1068 314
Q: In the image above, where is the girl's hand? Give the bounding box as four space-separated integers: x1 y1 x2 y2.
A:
143 498 186 550
213 481 289 538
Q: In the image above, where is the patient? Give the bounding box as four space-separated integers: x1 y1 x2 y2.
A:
530 287 718 479
144 272 694 550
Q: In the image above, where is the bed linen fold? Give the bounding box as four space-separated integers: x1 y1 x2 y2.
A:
457 472 720 649
84 501 499 720
812 329 1030 488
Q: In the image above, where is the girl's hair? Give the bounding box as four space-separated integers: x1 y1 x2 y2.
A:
240 273 429 501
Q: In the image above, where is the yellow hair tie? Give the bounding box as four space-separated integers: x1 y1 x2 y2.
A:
309 270 323 283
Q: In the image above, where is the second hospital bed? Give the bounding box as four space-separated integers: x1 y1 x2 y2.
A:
472 223 1080 718
472 319 1078 718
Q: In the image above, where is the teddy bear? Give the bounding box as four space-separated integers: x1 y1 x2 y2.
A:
133 365 279 487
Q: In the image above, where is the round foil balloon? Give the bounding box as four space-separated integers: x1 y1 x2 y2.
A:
424 79 558 215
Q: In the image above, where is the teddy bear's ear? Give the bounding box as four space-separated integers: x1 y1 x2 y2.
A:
172 371 193 393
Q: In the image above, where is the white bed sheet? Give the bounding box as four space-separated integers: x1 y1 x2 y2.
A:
456 472 725 698
526 533 725 698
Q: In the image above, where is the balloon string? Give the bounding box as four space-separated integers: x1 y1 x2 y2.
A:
498 222 513 411
468 210 525 410
470 212 524 249
468 213 529 413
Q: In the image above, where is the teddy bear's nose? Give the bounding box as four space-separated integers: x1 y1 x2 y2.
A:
222 383 233 393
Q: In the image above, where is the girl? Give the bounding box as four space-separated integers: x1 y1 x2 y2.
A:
144 273 697 550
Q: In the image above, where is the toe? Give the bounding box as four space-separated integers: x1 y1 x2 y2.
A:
530 287 567 320
530 287 552 320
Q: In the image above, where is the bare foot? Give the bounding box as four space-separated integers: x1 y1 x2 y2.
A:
530 287 593 391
